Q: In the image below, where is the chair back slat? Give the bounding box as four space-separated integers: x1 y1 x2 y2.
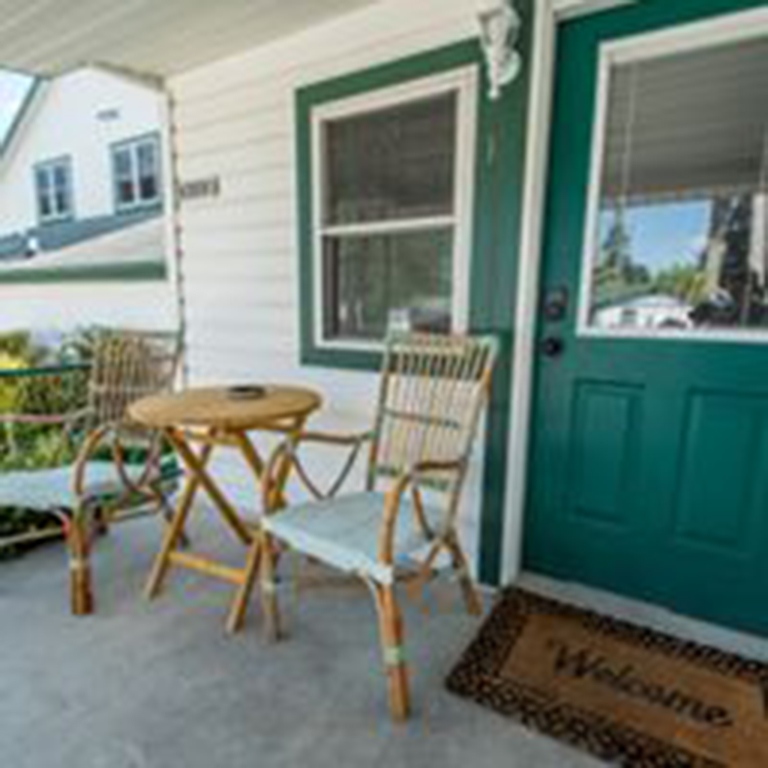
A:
87 330 180 430
368 332 498 493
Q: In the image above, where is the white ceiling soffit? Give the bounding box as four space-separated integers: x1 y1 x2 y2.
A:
0 0 382 78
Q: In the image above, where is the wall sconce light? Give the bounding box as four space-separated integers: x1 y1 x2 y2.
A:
477 0 523 101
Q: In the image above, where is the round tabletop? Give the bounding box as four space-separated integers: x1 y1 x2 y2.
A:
129 385 322 431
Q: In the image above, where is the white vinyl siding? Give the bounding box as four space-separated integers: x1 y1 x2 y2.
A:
169 0 488 570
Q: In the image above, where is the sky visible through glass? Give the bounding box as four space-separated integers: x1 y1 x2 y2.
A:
0 70 35 143
599 200 711 274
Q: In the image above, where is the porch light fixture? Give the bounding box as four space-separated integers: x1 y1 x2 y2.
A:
477 0 523 101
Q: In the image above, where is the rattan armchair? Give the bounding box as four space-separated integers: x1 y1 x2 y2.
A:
257 332 498 720
0 330 182 615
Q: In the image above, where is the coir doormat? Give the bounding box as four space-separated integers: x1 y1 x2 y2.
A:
446 588 768 767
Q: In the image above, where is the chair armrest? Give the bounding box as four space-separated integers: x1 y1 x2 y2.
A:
378 459 465 564
262 430 375 512
0 407 90 427
289 430 376 447
71 422 168 502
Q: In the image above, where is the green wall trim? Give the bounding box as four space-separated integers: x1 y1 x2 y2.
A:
296 39 486 372
472 0 533 584
0 261 167 285
295 16 534 584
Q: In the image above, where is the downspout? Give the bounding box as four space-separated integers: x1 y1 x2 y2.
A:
159 83 189 387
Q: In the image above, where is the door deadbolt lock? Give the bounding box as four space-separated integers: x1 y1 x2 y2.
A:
543 286 569 322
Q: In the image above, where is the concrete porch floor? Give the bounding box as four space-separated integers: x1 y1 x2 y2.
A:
0 513 601 768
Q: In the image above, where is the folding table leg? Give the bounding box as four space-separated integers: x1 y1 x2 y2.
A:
144 435 213 599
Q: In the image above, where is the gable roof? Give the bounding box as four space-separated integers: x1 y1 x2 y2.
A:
0 77 43 165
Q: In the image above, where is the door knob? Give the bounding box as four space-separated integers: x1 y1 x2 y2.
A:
541 337 564 357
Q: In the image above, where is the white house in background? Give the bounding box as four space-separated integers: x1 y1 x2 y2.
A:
0 66 175 332
593 294 694 331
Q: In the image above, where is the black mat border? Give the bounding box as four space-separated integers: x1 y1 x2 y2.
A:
446 588 768 768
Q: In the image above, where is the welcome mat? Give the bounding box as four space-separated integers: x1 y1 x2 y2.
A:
446 588 768 767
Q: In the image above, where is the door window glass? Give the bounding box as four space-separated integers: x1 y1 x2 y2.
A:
585 35 768 333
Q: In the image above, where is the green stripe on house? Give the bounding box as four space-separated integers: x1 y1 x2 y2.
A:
0 261 166 284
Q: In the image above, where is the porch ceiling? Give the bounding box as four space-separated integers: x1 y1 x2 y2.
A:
0 0 381 79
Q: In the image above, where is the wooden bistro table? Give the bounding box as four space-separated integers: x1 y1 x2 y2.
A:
129 385 321 633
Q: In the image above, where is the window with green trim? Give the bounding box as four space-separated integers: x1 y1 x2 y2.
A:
308 67 478 352
112 135 162 212
35 157 73 223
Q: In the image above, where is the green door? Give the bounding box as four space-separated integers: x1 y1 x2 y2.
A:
525 0 768 635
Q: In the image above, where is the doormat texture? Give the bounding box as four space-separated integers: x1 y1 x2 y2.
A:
446 588 768 767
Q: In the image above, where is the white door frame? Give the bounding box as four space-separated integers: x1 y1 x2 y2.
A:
500 0 638 583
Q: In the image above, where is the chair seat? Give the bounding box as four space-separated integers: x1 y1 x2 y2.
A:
262 491 446 585
0 461 178 514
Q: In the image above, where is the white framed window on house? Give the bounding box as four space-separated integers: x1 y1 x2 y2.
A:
311 67 478 349
579 15 768 341
34 157 73 223
112 134 162 211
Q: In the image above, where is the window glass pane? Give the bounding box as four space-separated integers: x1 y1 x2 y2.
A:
114 148 135 205
118 180 136 205
137 141 159 201
322 228 453 340
54 188 68 215
38 191 52 218
53 165 68 190
114 148 133 180
52 165 70 215
323 93 457 225
36 168 51 194
587 36 768 332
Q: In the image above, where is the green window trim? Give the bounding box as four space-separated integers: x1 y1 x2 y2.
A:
296 19 534 585
296 41 486 371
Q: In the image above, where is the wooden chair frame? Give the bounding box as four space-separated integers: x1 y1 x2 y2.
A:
0 330 182 615
258 332 498 720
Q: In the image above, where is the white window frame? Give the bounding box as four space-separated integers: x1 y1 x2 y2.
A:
112 134 162 212
577 6 768 345
35 157 73 223
310 66 479 352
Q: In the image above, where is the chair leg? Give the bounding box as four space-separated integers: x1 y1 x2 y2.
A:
93 507 110 538
260 533 281 642
227 536 262 635
374 585 410 721
67 515 94 616
446 536 483 617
